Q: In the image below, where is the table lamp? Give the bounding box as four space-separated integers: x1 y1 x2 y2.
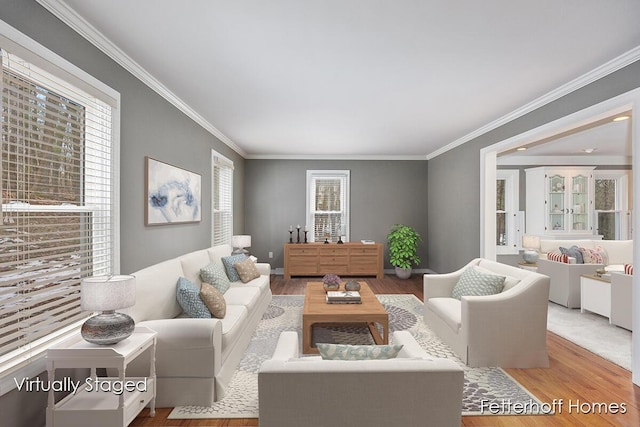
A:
522 235 541 264
231 235 252 255
81 275 136 345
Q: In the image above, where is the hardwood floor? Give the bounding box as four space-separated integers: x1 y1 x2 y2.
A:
131 274 640 426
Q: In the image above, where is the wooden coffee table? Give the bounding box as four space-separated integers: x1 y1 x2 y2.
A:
302 282 389 354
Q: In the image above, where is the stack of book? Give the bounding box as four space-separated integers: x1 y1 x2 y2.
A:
326 291 362 304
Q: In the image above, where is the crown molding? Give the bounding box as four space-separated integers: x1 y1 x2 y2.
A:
427 44 640 160
497 155 632 166
244 153 427 161
36 0 246 158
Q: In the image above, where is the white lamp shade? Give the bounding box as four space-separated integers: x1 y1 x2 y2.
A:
81 275 136 311
522 235 540 250
231 235 252 248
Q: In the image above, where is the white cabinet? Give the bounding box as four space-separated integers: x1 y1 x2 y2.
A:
46 326 157 427
525 167 595 238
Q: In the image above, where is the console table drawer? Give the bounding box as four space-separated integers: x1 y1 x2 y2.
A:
284 242 383 279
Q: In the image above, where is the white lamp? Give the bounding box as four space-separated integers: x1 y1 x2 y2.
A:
81 275 136 345
231 235 252 255
522 235 541 264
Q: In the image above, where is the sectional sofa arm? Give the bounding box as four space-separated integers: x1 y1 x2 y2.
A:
270 330 299 361
255 262 272 276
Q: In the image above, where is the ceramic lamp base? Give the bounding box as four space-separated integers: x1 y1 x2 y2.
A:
522 250 539 264
81 311 135 345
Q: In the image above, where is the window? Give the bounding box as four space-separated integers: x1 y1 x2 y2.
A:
0 46 118 380
496 170 522 254
212 150 233 246
306 170 350 242
594 171 631 240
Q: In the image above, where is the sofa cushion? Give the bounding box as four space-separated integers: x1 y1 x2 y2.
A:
200 262 231 294
426 298 462 333
452 265 505 300
594 245 610 265
221 254 249 282
176 277 211 318
200 282 226 318
178 250 211 286
234 258 261 283
560 245 583 264
316 343 404 360
223 287 261 311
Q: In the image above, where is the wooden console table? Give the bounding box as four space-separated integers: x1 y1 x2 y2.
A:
284 242 384 279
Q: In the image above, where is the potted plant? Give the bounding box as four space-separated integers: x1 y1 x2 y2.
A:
387 224 422 279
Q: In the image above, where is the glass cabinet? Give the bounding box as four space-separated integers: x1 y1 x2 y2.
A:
526 167 595 237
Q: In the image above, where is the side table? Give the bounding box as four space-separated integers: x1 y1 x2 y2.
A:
46 326 157 427
517 261 538 272
580 274 611 321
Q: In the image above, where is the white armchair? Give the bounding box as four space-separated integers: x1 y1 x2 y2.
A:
424 258 550 368
610 272 633 330
258 331 464 427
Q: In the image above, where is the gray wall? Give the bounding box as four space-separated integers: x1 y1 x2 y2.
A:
0 1 245 425
429 61 640 273
244 159 429 270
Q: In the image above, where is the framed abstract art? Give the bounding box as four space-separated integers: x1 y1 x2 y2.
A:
145 157 202 225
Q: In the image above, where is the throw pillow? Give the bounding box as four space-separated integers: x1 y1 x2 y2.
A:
547 251 569 263
559 245 583 264
221 254 249 282
200 262 231 294
624 264 634 275
316 343 404 360
234 258 261 283
451 265 506 300
594 246 609 265
579 247 595 264
200 282 226 318
176 277 211 318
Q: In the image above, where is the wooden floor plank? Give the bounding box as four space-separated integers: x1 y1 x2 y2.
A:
131 274 639 427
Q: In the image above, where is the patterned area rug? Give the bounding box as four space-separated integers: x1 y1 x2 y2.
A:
169 294 544 419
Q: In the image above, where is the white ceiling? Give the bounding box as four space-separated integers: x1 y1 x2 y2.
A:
43 0 640 158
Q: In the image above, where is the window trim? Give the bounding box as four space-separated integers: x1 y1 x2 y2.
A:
306 170 350 243
496 170 521 255
593 169 631 239
211 150 234 246
0 19 120 395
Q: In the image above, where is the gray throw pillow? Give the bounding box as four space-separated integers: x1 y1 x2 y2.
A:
560 245 583 264
200 262 231 294
451 265 506 300
176 277 211 318
316 343 404 360
221 254 248 282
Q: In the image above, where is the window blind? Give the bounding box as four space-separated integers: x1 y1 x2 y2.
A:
307 171 349 242
212 152 233 246
0 50 114 371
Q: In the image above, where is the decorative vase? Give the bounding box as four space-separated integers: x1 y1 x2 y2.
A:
344 280 361 292
322 274 341 292
395 267 412 280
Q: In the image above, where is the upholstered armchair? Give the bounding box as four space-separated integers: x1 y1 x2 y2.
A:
258 331 464 427
424 258 550 368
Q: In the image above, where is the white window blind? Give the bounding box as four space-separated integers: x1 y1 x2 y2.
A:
306 170 350 242
0 49 116 373
212 151 233 246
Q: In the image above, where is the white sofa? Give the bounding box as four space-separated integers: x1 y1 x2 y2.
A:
122 244 272 407
258 331 464 427
424 258 550 368
537 239 632 308
611 271 633 330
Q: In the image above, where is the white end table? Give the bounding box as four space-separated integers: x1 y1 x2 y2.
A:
46 326 157 427
580 274 611 321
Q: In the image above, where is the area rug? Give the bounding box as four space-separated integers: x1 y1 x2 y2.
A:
168 294 545 419
546 302 632 370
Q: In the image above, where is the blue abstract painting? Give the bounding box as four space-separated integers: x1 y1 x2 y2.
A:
145 157 201 225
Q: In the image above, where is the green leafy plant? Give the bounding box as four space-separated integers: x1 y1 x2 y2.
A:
387 224 422 269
